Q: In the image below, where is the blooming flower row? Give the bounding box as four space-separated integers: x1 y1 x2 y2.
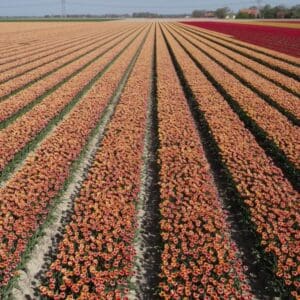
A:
156 26 253 300
0 26 87 60
0 31 102 74
0 22 126 63
38 25 154 300
0 33 105 84
177 24 299 94
171 26 300 169
163 25 299 298
174 24 300 110
0 25 135 98
181 21 300 58
179 23 300 77
0 26 135 123
0 29 143 173
0 26 148 288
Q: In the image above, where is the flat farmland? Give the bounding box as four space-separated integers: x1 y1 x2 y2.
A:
0 21 299 299
182 20 300 57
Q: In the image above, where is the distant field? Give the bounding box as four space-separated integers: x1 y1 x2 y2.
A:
0 21 299 299
250 20 300 29
182 21 300 57
0 18 115 22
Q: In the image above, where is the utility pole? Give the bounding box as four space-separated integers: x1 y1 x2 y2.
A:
61 0 66 18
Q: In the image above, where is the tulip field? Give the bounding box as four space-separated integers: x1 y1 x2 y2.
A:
182 21 300 57
0 21 299 299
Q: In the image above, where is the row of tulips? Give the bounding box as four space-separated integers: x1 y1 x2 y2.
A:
0 26 76 58
0 25 149 290
0 27 144 173
39 25 154 300
162 24 300 298
178 23 300 78
0 25 134 98
179 22 300 66
0 31 108 84
0 22 130 63
0 31 102 73
0 23 110 59
176 24 299 95
181 21 300 58
0 26 136 123
253 21 300 27
156 26 253 299
169 25 300 170
176 24 300 104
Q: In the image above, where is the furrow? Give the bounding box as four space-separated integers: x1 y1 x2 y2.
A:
130 24 162 299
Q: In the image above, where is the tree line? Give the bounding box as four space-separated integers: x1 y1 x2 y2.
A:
192 4 300 19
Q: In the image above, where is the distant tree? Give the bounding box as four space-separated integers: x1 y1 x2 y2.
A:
273 5 288 18
290 5 300 18
236 11 255 19
260 4 275 18
235 4 300 19
215 7 230 19
132 12 159 18
236 4 300 19
191 10 207 18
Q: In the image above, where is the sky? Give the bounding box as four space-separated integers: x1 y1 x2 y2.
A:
0 0 299 16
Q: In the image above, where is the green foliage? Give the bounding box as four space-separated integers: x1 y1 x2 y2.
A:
215 7 230 18
260 4 300 19
290 4 300 18
236 12 255 19
191 10 207 18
